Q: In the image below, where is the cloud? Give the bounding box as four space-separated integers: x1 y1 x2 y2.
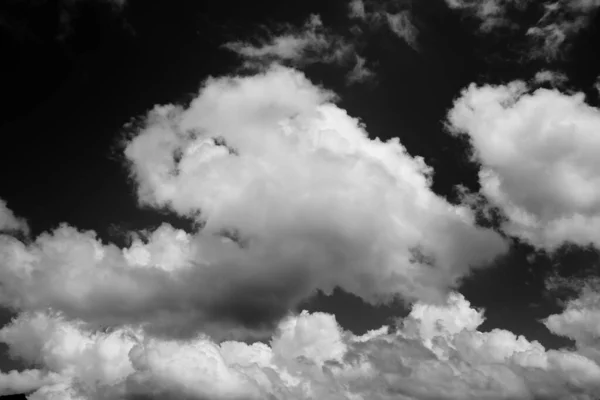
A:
0 199 28 234
444 0 600 59
527 0 600 59
223 15 373 84
0 66 506 342
532 70 568 88
0 369 62 396
345 55 375 85
447 81 600 251
348 0 366 19
2 293 600 399
347 0 419 50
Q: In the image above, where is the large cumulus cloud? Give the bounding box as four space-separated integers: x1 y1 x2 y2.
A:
122 65 507 331
0 65 507 341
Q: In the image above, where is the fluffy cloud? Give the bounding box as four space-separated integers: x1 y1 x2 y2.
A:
545 283 600 365
447 81 600 251
124 66 508 319
2 293 599 400
223 15 373 84
0 66 507 341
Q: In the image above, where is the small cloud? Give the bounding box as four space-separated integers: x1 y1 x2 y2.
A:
445 0 600 59
0 66 508 345
345 54 375 84
532 70 569 88
348 0 366 20
223 14 372 85
348 0 420 50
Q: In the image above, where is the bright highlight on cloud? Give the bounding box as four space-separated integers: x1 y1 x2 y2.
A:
447 82 600 251
1 292 599 399
527 0 600 59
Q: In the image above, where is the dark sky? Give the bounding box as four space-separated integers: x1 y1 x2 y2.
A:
2 0 600 398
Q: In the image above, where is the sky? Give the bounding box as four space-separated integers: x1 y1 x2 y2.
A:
2 0 600 399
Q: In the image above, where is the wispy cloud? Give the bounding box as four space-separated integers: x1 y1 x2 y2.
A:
348 0 419 50
223 15 373 85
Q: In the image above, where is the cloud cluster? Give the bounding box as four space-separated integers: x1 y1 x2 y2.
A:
223 15 373 84
447 81 600 251
0 292 599 399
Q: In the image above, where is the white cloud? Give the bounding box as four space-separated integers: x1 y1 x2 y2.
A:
447 81 600 251
0 369 62 397
2 293 599 399
527 0 600 59
545 283 600 365
0 66 506 341
223 15 372 85
385 11 418 50
0 199 28 234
